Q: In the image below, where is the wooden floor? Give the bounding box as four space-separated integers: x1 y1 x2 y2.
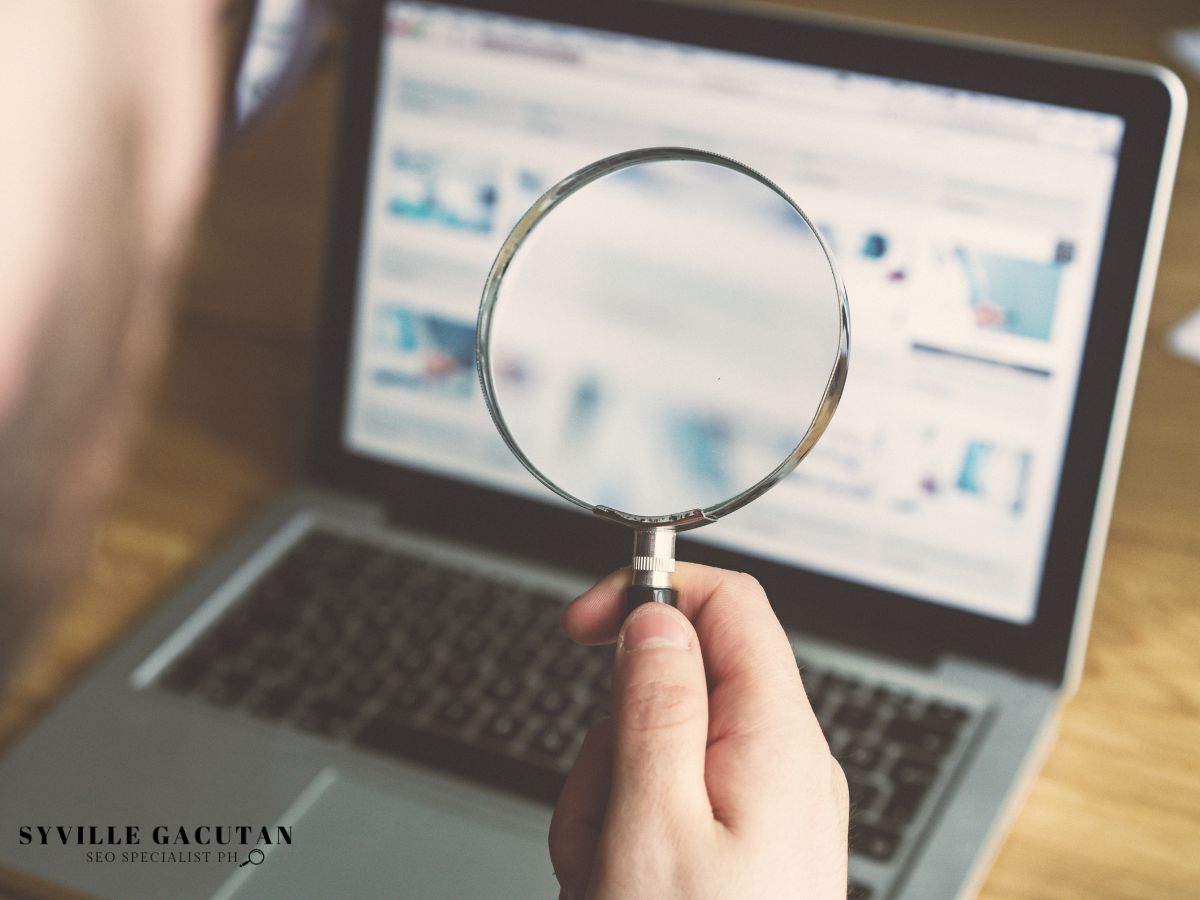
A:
2 2 1199 898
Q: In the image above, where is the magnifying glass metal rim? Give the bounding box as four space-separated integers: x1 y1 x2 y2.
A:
476 145 850 533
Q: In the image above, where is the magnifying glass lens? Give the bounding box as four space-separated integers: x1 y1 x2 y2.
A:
483 153 845 522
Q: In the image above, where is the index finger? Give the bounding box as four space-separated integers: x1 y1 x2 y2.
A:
563 563 816 741
564 564 831 828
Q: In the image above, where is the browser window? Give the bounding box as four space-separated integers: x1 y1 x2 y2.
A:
344 0 1125 625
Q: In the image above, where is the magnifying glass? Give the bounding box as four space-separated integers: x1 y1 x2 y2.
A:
239 848 267 867
476 147 849 613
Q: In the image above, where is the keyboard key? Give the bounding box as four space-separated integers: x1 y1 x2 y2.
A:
384 684 430 716
334 668 388 705
833 704 876 731
321 543 376 581
575 701 608 728
891 757 938 787
245 601 303 633
531 727 572 761
882 783 929 826
589 665 612 693
300 655 344 687
253 644 297 673
839 741 882 771
434 698 477 729
410 617 445 643
496 601 536 629
487 675 524 702
536 689 571 716
846 778 879 811
364 553 416 586
548 649 587 681
443 661 478 688
825 673 861 695
482 713 524 744
884 717 956 756
449 586 490 618
299 620 342 650
397 647 432 673
802 671 827 698
501 641 539 669
455 629 491 655
351 629 387 659
362 599 403 629
926 701 969 728
850 824 900 862
871 685 913 710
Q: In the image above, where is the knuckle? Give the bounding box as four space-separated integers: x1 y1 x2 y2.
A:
734 571 763 600
707 571 768 624
619 678 703 734
730 570 766 598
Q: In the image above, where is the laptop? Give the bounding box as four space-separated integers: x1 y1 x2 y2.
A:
0 1 1184 898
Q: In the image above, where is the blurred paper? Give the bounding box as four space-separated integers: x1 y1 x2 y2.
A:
1168 307 1200 364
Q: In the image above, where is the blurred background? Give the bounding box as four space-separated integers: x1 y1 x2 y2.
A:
1 1 1197 897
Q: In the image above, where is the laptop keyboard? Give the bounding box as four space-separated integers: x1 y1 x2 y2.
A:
798 662 973 874
160 530 610 800
157 528 979 898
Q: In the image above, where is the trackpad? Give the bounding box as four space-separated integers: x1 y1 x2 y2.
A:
214 769 555 900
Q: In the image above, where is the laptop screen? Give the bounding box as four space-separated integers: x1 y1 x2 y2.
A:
342 0 1125 626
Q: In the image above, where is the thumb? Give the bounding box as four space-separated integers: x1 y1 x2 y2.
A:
605 602 711 835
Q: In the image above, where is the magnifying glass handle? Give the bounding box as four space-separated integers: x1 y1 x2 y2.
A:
627 528 678 615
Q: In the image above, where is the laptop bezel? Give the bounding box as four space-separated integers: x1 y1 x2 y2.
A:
311 0 1176 685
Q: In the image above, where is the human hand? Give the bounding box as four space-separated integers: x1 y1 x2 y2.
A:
550 564 849 899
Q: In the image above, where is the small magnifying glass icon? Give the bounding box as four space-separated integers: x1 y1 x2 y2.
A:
238 848 266 868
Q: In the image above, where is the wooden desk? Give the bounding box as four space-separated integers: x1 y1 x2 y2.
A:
2 2 1198 898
